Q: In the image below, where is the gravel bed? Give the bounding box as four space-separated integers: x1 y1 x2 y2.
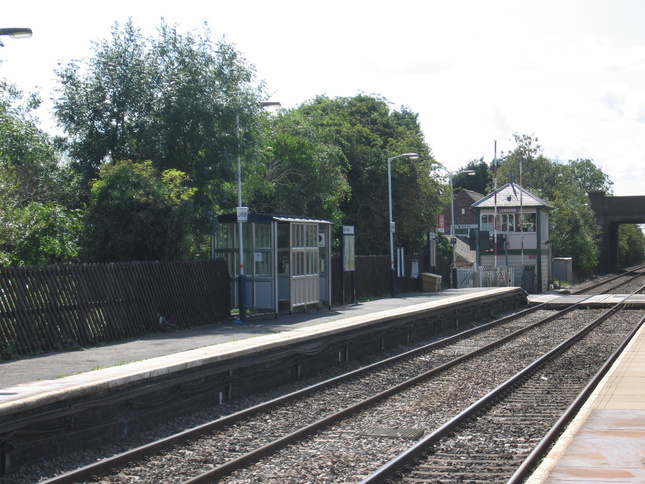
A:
213 309 608 483
1 311 503 484
570 266 645 295
6 295 641 483
395 310 644 483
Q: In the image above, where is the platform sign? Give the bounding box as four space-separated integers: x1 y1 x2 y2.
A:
236 206 248 222
342 226 355 271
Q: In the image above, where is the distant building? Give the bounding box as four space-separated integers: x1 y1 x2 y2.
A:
441 189 484 237
470 183 553 293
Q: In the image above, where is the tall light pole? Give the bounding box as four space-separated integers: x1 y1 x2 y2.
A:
236 101 281 322
388 152 419 297
449 169 475 288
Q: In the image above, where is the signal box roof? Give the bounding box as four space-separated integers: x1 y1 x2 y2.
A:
471 182 554 210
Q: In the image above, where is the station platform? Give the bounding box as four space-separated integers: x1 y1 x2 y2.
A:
0 287 500 392
526 311 645 483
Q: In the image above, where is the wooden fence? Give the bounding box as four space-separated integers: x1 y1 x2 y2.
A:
0 260 231 360
332 254 451 304
0 254 450 360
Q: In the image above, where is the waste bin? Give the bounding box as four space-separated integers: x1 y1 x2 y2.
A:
421 273 442 292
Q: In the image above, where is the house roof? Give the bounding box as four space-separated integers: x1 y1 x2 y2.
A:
459 189 485 202
471 182 553 210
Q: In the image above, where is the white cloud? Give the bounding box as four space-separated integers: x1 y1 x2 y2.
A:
2 0 645 196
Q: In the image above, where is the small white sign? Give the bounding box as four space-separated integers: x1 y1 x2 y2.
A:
237 206 248 222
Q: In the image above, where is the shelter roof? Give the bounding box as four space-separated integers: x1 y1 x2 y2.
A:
217 213 333 224
471 182 553 210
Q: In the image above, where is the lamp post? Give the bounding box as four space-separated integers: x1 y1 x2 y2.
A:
236 101 281 322
388 152 419 297
449 169 475 288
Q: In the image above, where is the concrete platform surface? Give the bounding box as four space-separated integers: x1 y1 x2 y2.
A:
528 293 645 307
0 288 499 391
526 314 645 483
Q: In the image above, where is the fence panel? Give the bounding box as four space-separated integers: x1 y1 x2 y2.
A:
475 266 516 287
0 260 231 360
332 254 443 304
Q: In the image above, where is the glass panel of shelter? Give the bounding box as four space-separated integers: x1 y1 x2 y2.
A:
277 224 289 275
252 224 272 277
318 225 327 275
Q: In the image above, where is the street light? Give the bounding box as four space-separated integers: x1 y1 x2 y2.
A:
388 152 419 297
449 169 475 288
0 28 32 39
236 101 281 322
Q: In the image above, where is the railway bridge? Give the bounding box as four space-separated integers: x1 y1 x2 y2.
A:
588 190 645 271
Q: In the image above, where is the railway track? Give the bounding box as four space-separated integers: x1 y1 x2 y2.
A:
570 263 645 295
30 289 641 482
364 299 645 483
5 268 641 483
36 305 551 483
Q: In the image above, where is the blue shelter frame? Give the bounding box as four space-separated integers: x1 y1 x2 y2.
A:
213 213 333 316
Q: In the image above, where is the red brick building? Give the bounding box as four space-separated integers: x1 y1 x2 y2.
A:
440 189 484 236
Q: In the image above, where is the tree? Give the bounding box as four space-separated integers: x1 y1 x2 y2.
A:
549 193 600 276
270 95 442 255
453 158 491 195
80 160 196 262
0 78 82 266
618 225 645 267
493 133 557 191
247 107 350 223
54 19 267 256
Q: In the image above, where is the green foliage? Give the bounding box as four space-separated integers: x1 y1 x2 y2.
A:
0 202 82 266
618 225 645 267
80 160 196 262
0 79 83 266
549 194 600 276
453 158 491 195
266 95 442 255
54 19 267 255
247 107 350 224
435 233 454 261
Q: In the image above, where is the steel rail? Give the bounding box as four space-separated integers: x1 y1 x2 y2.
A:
570 264 645 295
506 282 645 483
42 299 593 484
182 304 591 483
40 303 542 484
360 296 632 483
507 310 645 483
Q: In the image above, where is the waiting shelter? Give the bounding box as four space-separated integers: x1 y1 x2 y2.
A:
213 213 333 315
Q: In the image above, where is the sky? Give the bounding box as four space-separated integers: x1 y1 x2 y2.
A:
3 0 645 196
